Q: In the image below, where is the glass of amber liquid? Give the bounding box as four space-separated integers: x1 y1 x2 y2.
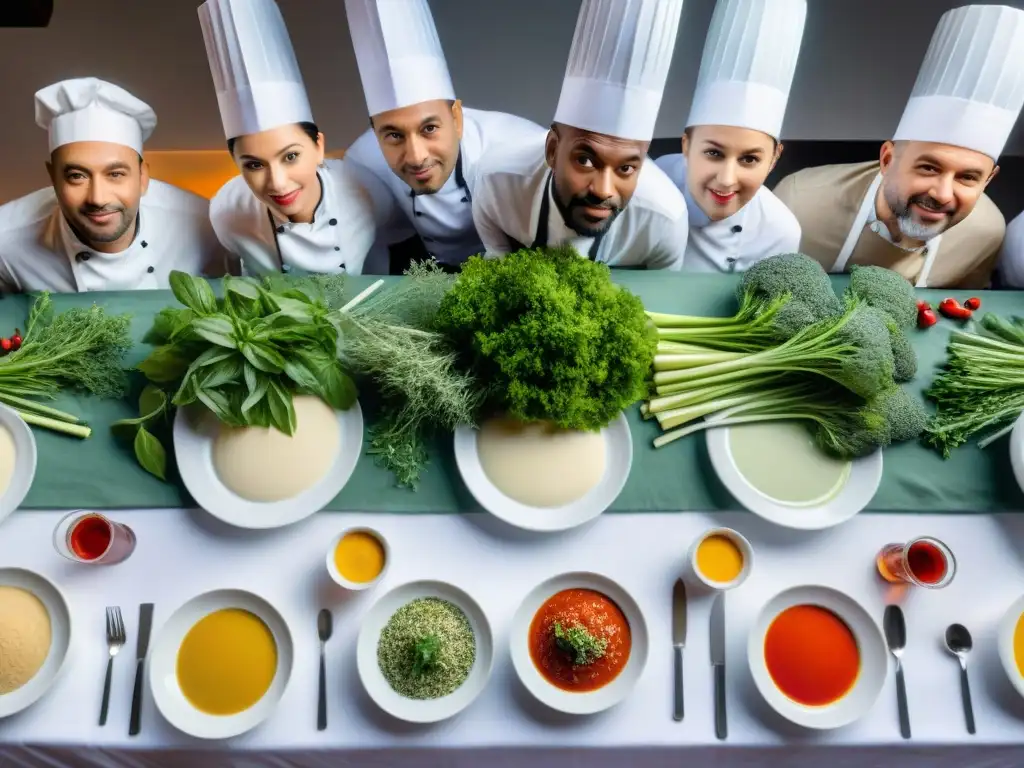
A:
876 537 956 588
52 511 136 565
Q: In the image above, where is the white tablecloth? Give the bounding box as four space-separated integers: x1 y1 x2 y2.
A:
2 508 1024 767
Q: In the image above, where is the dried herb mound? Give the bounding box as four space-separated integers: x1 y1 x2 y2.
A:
434 247 656 430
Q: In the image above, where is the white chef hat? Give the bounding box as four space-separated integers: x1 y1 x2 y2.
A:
894 4 1024 161
686 0 806 139
35 78 156 154
199 0 314 140
554 0 685 142
345 0 455 118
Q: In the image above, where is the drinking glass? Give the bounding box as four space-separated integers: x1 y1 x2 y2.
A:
876 536 956 588
52 511 136 565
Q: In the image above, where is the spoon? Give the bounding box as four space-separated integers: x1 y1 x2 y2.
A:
317 609 333 731
944 623 976 735
883 605 911 739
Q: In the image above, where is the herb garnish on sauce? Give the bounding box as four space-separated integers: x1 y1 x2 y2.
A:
553 621 608 665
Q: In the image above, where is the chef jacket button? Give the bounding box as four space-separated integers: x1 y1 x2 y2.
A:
726 257 737 263
147 266 154 274
141 240 148 248
922 247 929 256
334 246 340 251
277 225 285 234
76 252 90 262
282 264 292 273
338 263 345 269
460 196 468 203
731 225 742 234
329 218 337 226
415 211 423 217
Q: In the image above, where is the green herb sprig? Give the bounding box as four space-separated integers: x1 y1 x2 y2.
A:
553 621 608 666
411 633 442 677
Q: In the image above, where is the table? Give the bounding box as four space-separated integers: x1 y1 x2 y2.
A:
3 507 1024 767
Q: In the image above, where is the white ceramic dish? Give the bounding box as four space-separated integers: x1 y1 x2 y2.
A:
453 412 632 532
686 527 754 592
0 567 71 718
1009 413 1024 496
747 584 887 730
148 589 294 740
326 527 390 591
356 580 493 723
706 423 883 530
997 594 1024 699
173 399 363 529
509 571 649 715
0 404 37 528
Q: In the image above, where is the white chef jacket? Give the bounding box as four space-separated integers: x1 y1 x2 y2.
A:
209 159 376 277
655 153 800 273
344 108 547 269
0 180 226 293
998 209 1024 287
473 134 688 270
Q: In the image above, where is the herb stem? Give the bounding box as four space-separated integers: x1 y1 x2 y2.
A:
0 393 80 423
18 410 91 438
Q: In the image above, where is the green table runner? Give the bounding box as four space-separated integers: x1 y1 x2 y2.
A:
11 273 1024 513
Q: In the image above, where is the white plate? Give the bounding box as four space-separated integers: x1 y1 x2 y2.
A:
747 584 887 730
509 571 649 715
149 589 294 740
0 404 37 527
173 399 363 529
0 568 71 718
997 594 1024 699
1009 413 1024 495
707 423 883 530
453 413 632 532
356 580 493 723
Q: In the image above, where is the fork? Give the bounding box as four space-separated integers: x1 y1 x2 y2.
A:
100 607 126 726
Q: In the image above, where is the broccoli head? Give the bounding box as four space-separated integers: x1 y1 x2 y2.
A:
884 318 918 382
847 265 918 329
872 385 928 443
738 253 843 336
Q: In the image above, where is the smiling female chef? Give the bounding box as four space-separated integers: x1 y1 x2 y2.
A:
199 0 376 276
656 0 806 273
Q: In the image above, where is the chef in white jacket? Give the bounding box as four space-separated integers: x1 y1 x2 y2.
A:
997 210 1024 287
472 0 688 270
0 78 225 293
342 0 546 273
200 0 376 276
657 0 805 273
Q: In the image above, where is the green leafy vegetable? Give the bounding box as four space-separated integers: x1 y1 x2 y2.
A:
553 621 608 665
846 265 919 382
111 385 170 479
411 634 442 677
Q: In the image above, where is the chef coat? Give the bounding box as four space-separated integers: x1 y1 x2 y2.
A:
0 179 226 293
209 158 376 277
344 108 547 268
655 152 800 272
997 210 1024 288
774 160 1005 289
472 134 688 270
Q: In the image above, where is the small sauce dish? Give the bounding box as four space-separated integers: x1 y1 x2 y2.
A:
686 527 753 592
327 527 390 591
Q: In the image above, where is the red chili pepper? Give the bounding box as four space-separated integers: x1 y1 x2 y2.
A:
10 329 22 351
938 298 973 321
964 297 982 311
1 338 12 353
916 299 930 311
918 308 938 328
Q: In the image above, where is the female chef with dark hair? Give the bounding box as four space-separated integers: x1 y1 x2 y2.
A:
199 0 376 276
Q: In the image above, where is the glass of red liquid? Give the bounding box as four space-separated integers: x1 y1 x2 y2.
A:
52 512 136 565
876 537 956 588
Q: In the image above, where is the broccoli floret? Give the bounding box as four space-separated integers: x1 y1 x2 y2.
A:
872 386 928 443
739 253 843 332
847 265 918 329
884 318 917 382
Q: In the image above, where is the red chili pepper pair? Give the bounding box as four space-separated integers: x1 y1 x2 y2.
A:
0 329 22 356
938 298 974 321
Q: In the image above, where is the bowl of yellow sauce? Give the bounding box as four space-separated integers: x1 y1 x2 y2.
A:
148 589 294 739
687 527 753 591
328 527 390 590
997 594 1024 700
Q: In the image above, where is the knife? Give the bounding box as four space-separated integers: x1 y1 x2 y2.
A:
672 578 687 722
710 593 727 740
129 603 154 737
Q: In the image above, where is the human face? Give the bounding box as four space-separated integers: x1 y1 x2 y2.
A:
372 99 463 194
545 124 647 237
877 140 998 243
681 125 781 221
46 141 148 253
232 124 325 223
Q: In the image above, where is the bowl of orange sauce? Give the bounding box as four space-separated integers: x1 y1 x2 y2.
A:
997 595 1024 700
327 528 389 591
687 527 753 591
748 585 887 730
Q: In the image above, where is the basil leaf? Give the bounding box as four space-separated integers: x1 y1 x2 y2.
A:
192 346 235 369
169 271 218 316
134 426 167 481
110 417 141 443
198 355 244 389
247 397 272 428
137 345 191 384
241 375 270 414
266 380 297 435
243 360 259 394
138 385 167 420
224 276 261 300
196 387 237 425
192 315 237 349
144 308 193 345
240 341 285 373
320 363 358 410
172 371 200 407
282 356 321 393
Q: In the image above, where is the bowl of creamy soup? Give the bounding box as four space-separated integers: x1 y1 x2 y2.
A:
0 404 37 528
453 413 632 532
173 395 363 529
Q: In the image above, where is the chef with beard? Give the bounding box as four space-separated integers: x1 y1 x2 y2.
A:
471 0 688 270
774 5 1024 289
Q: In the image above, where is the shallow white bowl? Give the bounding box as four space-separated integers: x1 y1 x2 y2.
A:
174 399 363 529
326 526 390 591
747 584 887 730
148 589 294 740
357 580 493 723
707 423 883 530
997 594 1024 699
0 568 71 718
509 571 649 715
1009 413 1024 496
454 413 632 532
0 404 37 527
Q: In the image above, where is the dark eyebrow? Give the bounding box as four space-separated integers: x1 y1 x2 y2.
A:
418 115 441 127
376 123 402 134
62 164 91 174
702 139 765 156
238 143 302 162
917 154 986 176
572 141 643 165
103 161 132 172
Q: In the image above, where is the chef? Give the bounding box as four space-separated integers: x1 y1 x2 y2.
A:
200 0 376 276
997 210 1024 288
774 5 1024 289
342 0 547 274
472 0 688 270
0 78 226 293
657 0 805 273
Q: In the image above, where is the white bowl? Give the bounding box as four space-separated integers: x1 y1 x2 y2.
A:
173 399 363 529
326 527 390 591
1010 413 1024 495
747 584 887 730
707 423 883 530
357 580 493 723
997 594 1024 699
0 404 37 527
509 571 649 715
454 412 632 532
686 527 754 592
0 568 71 718
148 589 294 739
